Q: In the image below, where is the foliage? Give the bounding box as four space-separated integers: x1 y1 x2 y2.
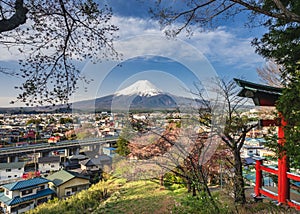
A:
28 176 294 214
163 172 186 189
115 120 137 156
47 116 56 124
116 137 130 156
28 179 110 214
175 120 181 128
250 1 300 167
59 117 73 124
173 193 229 214
152 0 300 200
0 0 119 106
276 77 300 167
194 79 257 204
152 1 300 38
95 179 181 213
26 118 42 125
252 1 300 81
75 131 90 140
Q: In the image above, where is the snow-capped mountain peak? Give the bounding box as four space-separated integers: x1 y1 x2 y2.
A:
115 80 162 97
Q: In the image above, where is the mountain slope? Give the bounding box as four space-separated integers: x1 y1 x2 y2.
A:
71 80 204 111
115 80 162 97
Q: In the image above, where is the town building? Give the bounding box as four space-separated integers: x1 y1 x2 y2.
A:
47 170 90 199
79 155 112 172
0 162 26 185
0 177 54 214
38 156 61 174
61 156 82 170
102 147 116 158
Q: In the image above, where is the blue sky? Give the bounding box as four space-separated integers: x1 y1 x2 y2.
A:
0 0 268 107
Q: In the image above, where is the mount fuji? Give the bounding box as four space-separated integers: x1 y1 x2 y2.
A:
71 80 202 111
115 80 162 97
0 80 204 113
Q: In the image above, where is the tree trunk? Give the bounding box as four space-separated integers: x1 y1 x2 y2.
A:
233 149 246 204
0 0 28 33
187 179 192 193
192 185 196 196
159 174 164 186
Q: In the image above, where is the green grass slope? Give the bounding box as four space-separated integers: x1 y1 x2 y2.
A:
27 177 296 214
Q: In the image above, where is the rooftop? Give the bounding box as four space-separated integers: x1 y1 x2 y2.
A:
38 156 60 163
2 177 50 191
0 162 26 170
80 155 112 167
234 78 283 106
0 188 55 206
47 170 89 187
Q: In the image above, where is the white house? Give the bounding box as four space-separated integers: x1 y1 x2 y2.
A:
0 177 55 214
102 147 116 158
38 156 61 174
0 162 26 184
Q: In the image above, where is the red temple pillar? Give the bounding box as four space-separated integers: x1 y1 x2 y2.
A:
255 158 263 197
277 114 289 204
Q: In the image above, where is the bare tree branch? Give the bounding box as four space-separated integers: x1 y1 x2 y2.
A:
153 0 300 38
232 0 300 22
0 0 28 33
194 78 257 203
0 0 119 106
257 60 284 87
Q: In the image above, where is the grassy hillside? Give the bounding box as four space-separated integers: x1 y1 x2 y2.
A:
27 177 184 214
27 177 294 214
95 180 182 214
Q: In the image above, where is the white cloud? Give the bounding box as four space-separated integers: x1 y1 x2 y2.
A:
0 15 265 107
0 16 263 66
111 16 264 68
0 45 24 61
190 27 263 68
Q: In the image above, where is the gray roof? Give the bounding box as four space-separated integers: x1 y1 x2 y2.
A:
244 157 255 165
80 155 112 167
38 156 60 164
0 162 26 170
69 154 87 160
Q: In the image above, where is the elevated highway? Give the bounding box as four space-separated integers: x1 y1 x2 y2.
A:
0 137 118 162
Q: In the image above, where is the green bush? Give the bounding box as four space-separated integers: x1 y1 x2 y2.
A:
163 172 185 189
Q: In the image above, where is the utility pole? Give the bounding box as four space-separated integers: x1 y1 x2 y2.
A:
220 161 223 189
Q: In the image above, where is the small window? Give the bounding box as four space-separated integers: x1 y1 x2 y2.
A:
21 189 33 196
8 176 11 178
5 190 9 195
14 175 17 177
51 165 55 168
18 168 21 170
6 169 11 172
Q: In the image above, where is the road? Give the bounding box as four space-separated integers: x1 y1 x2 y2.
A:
0 137 118 156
